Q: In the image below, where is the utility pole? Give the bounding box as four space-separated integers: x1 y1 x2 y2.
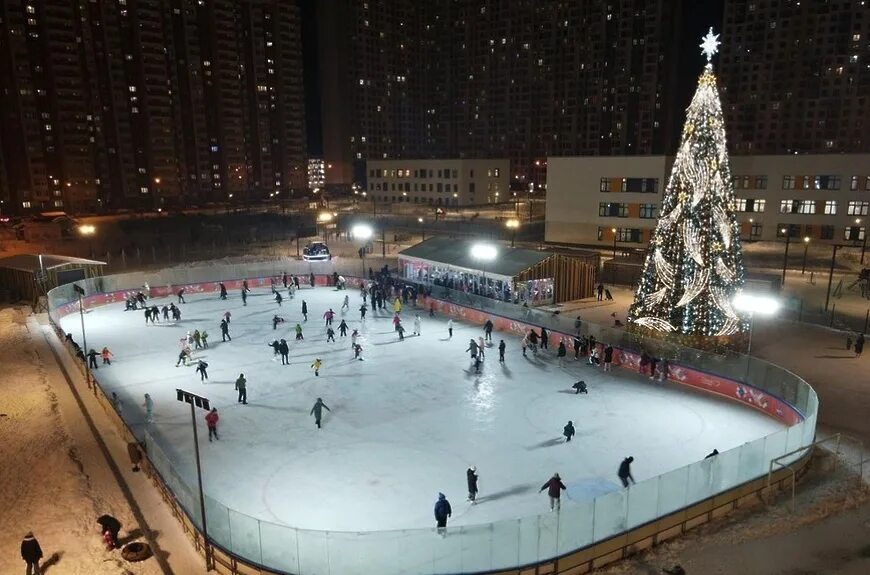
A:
176 389 213 571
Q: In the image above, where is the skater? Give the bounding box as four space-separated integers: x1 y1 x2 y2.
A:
101 346 113 365
269 339 281 356
588 345 600 366
396 322 405 341
96 515 121 549
434 493 452 535
521 332 530 357
241 288 247 306
658 358 669 382
171 305 182 321
220 319 231 342
596 283 604 301
176 348 191 367
539 473 566 511
557 339 567 367
144 307 152 324
540 327 549 350
563 420 575 442
447 319 454 339
477 336 486 359
342 294 350 311
282 271 288 288
193 329 202 349
429 304 435 317
21 531 43 575
338 319 349 337
177 288 186 304
293 275 300 289
309 272 316 288
483 319 494 342
243 279 250 293
310 397 330 428
162 305 170 321
648 356 659 379
353 343 363 360
87 348 99 369
498 339 506 362
143 393 154 423
528 329 539 350
279 339 289 365
603 344 614 372
295 323 304 340
311 358 322 376
359 303 367 320
196 359 209 381
618 456 636 487
201 330 209 348
413 314 422 335
219 282 227 300
466 339 479 360
272 315 285 330
326 327 336 342
466 466 479 502
572 380 588 394
205 408 219 441
351 328 360 348
393 297 402 314
323 308 335 326
302 300 308 321
235 373 247 404
275 291 283 306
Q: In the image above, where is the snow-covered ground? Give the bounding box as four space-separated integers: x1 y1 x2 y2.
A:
60 286 783 532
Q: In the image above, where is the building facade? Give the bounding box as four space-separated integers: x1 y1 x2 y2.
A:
719 0 870 155
317 0 685 189
545 154 870 248
365 159 509 208
0 0 306 215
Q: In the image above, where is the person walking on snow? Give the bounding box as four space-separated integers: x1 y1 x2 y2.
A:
143 393 154 423
434 493 452 535
338 319 349 337
539 473 566 511
302 300 308 322
467 466 479 502
563 420 575 442
413 314 422 335
310 397 330 428
483 319 494 342
205 408 219 441
196 360 209 381
21 531 43 575
323 308 335 326
447 319 454 339
235 373 247 404
311 358 322 376
618 456 636 487
101 346 113 365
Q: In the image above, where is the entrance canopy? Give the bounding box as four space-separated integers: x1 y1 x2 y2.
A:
0 253 106 305
399 238 550 282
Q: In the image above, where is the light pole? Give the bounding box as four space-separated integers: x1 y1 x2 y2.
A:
733 292 781 357
351 223 373 279
780 226 792 287
73 283 92 391
611 227 618 284
505 218 520 247
824 244 841 311
417 217 425 241
470 243 497 298
176 389 214 571
527 183 534 223
856 218 867 265
154 177 162 210
801 236 810 274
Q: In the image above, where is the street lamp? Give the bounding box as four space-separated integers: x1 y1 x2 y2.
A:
79 224 96 236
527 183 534 223
780 226 792 287
417 217 425 241
506 218 520 247
733 292 781 357
611 227 618 284
351 223 373 278
154 177 162 210
825 244 841 311
317 211 334 242
801 236 811 274
471 243 497 297
856 218 867 265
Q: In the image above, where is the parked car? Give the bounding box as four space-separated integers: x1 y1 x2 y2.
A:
302 241 331 261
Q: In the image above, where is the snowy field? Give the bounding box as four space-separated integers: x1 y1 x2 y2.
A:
60 285 783 532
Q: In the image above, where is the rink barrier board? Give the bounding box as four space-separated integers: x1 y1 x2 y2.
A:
47 274 813 575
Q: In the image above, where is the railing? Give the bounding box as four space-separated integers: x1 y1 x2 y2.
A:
47 263 818 575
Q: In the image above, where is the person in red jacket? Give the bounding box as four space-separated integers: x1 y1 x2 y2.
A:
205 408 219 441
539 473 567 511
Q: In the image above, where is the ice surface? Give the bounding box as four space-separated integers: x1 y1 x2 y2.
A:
61 286 783 532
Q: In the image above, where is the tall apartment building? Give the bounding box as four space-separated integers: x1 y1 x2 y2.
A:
545 154 870 249
719 0 870 154
0 0 306 215
317 0 685 191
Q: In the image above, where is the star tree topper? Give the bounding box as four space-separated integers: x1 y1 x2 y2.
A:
700 27 720 62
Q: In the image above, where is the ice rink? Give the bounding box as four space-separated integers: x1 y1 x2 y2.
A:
61 284 784 532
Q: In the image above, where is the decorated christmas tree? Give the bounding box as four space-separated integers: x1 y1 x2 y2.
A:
628 29 747 337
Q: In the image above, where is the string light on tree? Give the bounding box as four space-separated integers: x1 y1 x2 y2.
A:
629 28 747 337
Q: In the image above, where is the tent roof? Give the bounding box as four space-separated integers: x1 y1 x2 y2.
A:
0 254 106 273
398 237 551 277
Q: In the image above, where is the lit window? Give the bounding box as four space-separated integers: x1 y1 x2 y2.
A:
847 201 870 216
129 85 136 92
824 201 837 215
22 201 32 208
